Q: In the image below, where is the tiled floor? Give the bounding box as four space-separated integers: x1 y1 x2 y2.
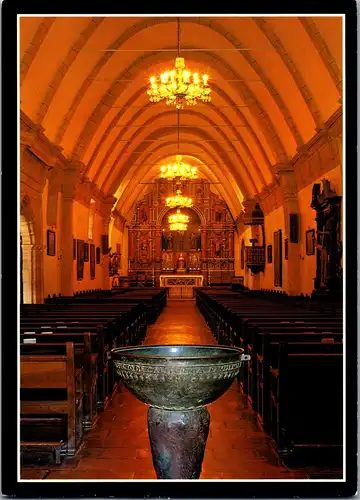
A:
21 301 340 480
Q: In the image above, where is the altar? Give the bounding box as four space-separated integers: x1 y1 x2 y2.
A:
160 274 204 299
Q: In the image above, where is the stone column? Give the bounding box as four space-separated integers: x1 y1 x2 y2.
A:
99 197 115 290
61 178 76 297
31 191 45 303
101 219 111 290
273 165 301 296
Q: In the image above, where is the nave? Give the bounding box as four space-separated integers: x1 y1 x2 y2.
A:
21 300 340 481
16 13 346 490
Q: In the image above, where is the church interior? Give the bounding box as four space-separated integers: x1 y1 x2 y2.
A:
19 15 344 482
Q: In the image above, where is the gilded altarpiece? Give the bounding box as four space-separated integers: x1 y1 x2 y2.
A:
127 179 235 285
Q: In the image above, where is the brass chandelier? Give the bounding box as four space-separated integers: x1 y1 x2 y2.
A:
169 208 190 232
165 187 193 208
147 18 211 109
159 109 198 181
160 155 198 181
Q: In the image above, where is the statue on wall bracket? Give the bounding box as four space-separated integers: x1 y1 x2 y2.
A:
311 178 342 299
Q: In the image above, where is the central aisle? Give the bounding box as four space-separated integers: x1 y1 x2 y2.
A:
40 301 306 480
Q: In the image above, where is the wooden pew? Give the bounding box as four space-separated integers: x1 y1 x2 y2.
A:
20 342 82 461
245 323 343 411
255 331 343 430
269 342 343 464
21 332 97 429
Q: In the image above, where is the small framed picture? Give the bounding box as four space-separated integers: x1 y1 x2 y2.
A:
273 230 282 287
90 244 95 280
267 245 272 264
73 239 76 260
306 229 315 255
96 246 101 264
284 238 289 260
77 239 84 281
84 243 89 262
47 230 56 256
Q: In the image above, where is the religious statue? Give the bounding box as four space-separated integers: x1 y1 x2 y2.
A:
141 207 148 222
196 233 201 251
167 233 173 250
177 253 186 273
189 232 196 249
213 240 222 257
162 232 168 251
310 178 342 296
109 253 120 276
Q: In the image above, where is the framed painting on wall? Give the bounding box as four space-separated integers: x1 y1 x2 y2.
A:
267 245 272 264
240 240 245 270
77 239 85 281
101 234 109 255
84 242 89 262
90 244 95 280
73 239 76 260
284 238 289 260
306 229 315 255
96 246 101 264
273 230 282 287
47 230 56 256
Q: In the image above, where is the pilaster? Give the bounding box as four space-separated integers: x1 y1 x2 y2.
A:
273 164 301 295
99 196 116 290
60 169 77 296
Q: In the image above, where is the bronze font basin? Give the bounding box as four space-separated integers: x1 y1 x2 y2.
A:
111 344 250 479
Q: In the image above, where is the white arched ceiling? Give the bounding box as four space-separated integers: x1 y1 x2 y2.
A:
20 15 342 219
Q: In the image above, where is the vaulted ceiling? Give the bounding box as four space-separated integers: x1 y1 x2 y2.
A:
20 15 342 218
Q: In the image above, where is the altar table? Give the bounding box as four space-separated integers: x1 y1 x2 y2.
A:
159 274 204 298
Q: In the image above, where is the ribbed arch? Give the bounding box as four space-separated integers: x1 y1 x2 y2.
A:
19 15 343 220
95 108 259 196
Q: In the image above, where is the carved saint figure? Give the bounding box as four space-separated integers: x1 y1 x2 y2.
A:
141 208 148 222
177 253 186 272
162 232 168 251
214 240 222 257
167 233 173 250
189 232 196 249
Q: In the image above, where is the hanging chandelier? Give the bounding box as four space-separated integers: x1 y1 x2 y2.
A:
168 208 189 232
159 108 198 180
160 155 198 181
166 188 193 208
147 18 211 110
